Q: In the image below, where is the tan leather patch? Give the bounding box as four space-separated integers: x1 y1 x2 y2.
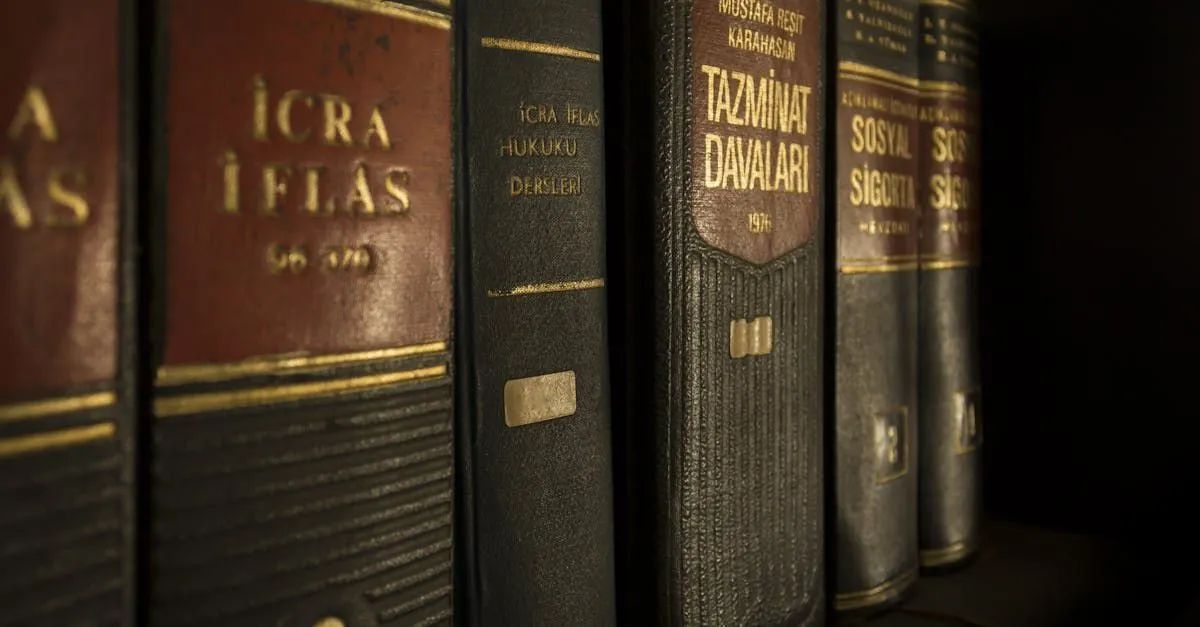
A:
0 0 120 398
161 0 452 366
690 0 823 265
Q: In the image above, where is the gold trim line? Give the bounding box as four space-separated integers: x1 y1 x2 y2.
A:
839 261 921 275
0 422 116 459
838 61 920 89
156 341 449 386
920 80 972 97
308 0 451 29
834 567 919 611
155 365 447 418
920 541 976 567
921 259 977 271
480 37 600 62
921 0 971 11
0 392 117 424
487 278 606 298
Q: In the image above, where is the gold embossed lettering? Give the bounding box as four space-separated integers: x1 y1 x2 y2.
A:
7 86 58 142
276 89 314 143
261 163 291 215
252 75 269 141
363 106 391 150
221 150 240 213
45 168 89 227
322 95 353 146
345 163 376 214
0 158 33 229
384 168 410 213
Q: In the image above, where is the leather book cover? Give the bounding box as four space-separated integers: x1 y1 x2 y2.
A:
147 1 455 624
454 0 616 624
830 0 921 613
916 0 982 572
0 1 137 624
607 1 826 623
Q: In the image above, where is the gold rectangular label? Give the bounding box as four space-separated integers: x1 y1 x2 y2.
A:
503 371 577 427
729 316 773 359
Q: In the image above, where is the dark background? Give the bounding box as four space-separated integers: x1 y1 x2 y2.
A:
979 0 1200 622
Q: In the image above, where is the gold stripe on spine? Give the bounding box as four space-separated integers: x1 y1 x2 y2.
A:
838 61 920 90
920 0 971 11
834 567 919 611
921 259 976 271
486 278 606 298
0 392 117 424
307 0 451 29
504 371 577 427
480 37 601 62
155 364 447 417
839 261 921 275
0 423 116 459
156 341 449 386
919 80 971 97
920 541 976 567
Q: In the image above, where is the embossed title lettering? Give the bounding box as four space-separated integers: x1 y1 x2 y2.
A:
219 75 412 216
0 87 90 229
701 64 811 195
848 114 916 211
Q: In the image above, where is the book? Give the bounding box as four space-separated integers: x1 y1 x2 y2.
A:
147 1 455 624
916 0 982 571
0 1 136 623
607 1 827 623
830 0 921 613
453 0 616 623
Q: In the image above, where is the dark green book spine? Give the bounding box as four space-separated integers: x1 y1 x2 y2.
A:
830 0 922 613
916 0 982 571
0 1 137 623
609 1 827 623
455 0 616 623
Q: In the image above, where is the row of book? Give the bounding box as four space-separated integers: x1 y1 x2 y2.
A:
0 0 979 624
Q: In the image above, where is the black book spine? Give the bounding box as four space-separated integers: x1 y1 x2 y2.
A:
455 0 616 623
830 0 922 612
0 1 137 623
608 1 826 623
147 1 456 624
916 0 982 571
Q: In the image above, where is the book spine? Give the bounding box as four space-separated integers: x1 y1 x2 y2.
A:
456 0 616 623
916 0 982 571
830 0 921 612
651 1 826 623
148 1 455 624
0 0 136 623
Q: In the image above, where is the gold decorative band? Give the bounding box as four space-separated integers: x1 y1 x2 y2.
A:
838 61 920 90
308 0 451 29
487 278 606 298
480 37 601 62
921 259 977 271
156 341 449 387
155 364 447 418
839 261 921 275
0 392 117 424
920 80 972 97
0 422 116 459
834 567 919 611
920 541 976 567
921 0 971 11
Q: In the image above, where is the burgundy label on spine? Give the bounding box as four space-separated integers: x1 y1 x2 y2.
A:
0 0 120 398
836 72 920 269
690 0 824 265
162 0 452 366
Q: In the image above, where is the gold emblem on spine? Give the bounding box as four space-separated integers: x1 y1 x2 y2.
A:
729 316 773 359
504 371 577 427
